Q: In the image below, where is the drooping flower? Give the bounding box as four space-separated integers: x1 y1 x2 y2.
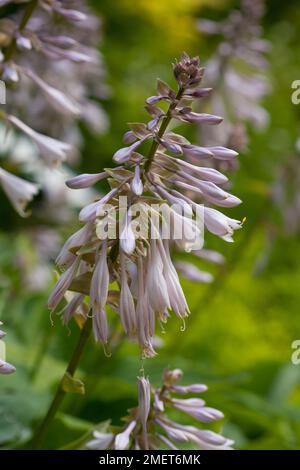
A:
0 359 16 375
66 172 108 189
0 0 108 214
119 251 137 335
7 115 72 166
50 54 242 357
48 257 81 310
175 261 213 284
0 167 39 216
24 68 81 117
86 431 114 450
138 376 151 449
114 420 137 450
197 0 271 154
86 369 233 450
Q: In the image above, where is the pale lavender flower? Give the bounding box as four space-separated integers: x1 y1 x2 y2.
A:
146 239 170 314
174 111 223 125
157 419 233 450
204 207 243 242
86 431 114 450
92 307 109 345
0 167 39 216
172 159 229 184
193 248 225 265
66 172 108 189
2 63 19 83
156 186 193 217
175 261 213 284
0 359 16 375
119 252 137 335
50 54 241 357
8 115 72 166
131 165 143 195
86 368 232 450
113 139 146 164
170 397 224 422
270 150 300 237
254 147 300 274
158 240 190 319
187 428 234 450
0 0 108 214
114 420 137 450
120 213 136 255
157 434 179 450
48 256 81 310
1 1 108 138
135 257 157 359
197 0 270 151
138 376 151 449
24 68 80 117
170 384 208 394
55 223 93 267
16 33 32 51
53 6 87 22
79 187 119 222
90 242 109 311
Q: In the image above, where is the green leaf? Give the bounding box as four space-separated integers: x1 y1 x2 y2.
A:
62 372 85 395
269 364 300 404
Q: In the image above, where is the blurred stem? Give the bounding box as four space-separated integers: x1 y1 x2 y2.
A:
31 316 92 449
19 0 38 30
144 87 183 173
4 0 38 61
30 324 55 380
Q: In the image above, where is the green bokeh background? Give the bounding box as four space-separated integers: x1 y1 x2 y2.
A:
1 0 300 450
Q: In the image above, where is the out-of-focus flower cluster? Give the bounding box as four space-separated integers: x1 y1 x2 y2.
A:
0 0 108 215
254 147 300 275
87 369 233 450
198 0 271 155
271 150 300 237
48 53 242 358
0 321 15 375
182 0 269 285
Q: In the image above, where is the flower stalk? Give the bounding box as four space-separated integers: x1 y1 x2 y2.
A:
31 316 92 449
87 369 233 450
144 87 184 173
50 53 242 359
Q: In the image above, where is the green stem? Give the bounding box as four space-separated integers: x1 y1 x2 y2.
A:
30 324 55 380
144 87 184 173
19 0 38 30
31 316 92 449
4 0 38 61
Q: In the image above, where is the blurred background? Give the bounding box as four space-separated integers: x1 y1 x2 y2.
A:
1 0 300 450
